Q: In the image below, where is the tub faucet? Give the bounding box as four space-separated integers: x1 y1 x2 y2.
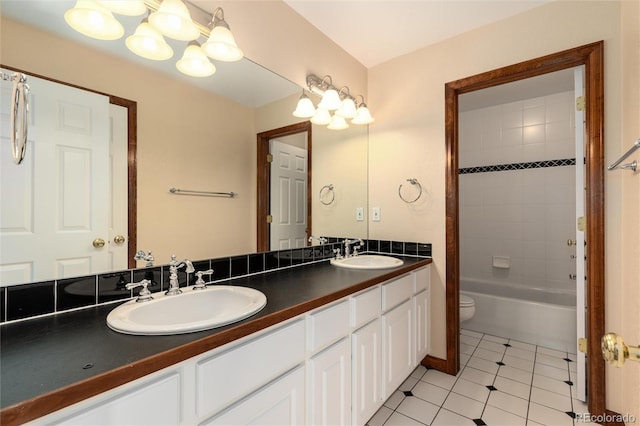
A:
166 255 195 296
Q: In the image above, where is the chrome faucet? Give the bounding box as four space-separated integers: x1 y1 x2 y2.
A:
308 236 328 245
126 279 153 302
166 255 195 296
134 250 154 267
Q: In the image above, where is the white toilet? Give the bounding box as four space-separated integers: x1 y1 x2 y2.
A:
460 294 476 322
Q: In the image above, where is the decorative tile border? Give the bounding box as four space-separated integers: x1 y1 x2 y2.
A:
0 238 432 323
459 158 576 174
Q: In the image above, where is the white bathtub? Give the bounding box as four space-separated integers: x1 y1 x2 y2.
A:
461 278 577 352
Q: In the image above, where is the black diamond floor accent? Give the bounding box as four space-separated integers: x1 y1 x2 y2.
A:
564 380 574 386
403 391 413 397
566 411 577 419
496 361 505 366
503 343 512 347
486 385 497 391
473 419 487 426
564 357 573 362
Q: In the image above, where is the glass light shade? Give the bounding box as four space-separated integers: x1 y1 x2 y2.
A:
202 26 243 62
292 93 315 118
176 43 216 77
335 97 357 118
310 108 331 125
327 115 349 130
352 104 374 125
148 0 199 41
99 0 146 16
317 88 341 110
126 20 173 60
64 0 124 40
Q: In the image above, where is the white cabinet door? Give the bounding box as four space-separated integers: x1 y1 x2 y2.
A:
51 373 180 426
382 299 413 399
308 338 351 426
414 289 430 365
204 366 305 426
352 318 382 426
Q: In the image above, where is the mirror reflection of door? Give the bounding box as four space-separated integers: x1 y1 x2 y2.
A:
256 121 312 252
0 72 129 285
269 133 308 249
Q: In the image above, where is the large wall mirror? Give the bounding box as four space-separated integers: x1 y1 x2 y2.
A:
0 1 368 286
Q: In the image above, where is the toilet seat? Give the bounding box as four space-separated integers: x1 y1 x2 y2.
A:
460 294 475 307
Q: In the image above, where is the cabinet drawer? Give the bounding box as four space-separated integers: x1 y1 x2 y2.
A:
351 285 381 329
382 274 413 311
414 266 430 293
307 300 350 353
196 319 305 418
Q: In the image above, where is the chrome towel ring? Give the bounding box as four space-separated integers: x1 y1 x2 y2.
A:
398 178 422 203
319 184 335 205
3 72 29 164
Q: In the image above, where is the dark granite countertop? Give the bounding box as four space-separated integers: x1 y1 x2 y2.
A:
0 256 431 425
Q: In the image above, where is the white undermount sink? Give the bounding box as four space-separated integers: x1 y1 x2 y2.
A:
330 254 404 270
107 286 267 335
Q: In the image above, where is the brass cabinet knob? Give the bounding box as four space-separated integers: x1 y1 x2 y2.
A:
114 235 126 245
93 238 106 248
601 333 640 367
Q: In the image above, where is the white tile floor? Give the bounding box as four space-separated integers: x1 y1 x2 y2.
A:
368 330 589 426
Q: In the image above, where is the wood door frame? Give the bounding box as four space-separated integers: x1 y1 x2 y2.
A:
0 64 138 269
257 121 312 252
438 42 606 416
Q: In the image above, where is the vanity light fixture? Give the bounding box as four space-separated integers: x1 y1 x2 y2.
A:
201 8 244 62
64 0 124 40
125 18 174 60
295 74 373 129
176 41 216 77
64 0 243 77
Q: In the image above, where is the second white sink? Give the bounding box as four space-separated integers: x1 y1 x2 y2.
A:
330 254 404 270
107 286 267 335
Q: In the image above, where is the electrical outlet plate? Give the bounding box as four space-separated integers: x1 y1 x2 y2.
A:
372 207 381 222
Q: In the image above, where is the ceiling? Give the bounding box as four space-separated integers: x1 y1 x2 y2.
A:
283 0 553 68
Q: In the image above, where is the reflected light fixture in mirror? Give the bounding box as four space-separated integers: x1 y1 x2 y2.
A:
64 0 125 40
294 74 374 129
64 0 243 77
176 41 216 77
292 91 316 118
125 18 174 60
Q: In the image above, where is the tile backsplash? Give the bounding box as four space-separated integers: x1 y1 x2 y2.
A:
0 238 431 323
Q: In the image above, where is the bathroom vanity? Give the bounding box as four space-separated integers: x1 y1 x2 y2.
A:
0 258 431 425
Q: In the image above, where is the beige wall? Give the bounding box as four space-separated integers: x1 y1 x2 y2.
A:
368 0 638 416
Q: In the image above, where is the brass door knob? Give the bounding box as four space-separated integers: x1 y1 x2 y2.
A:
93 238 106 248
601 333 640 367
114 235 126 245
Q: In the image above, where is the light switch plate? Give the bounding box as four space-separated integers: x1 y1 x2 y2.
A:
372 207 381 222
356 207 364 221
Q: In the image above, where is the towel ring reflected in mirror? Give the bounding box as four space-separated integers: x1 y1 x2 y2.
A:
319 184 335 205
398 178 422 203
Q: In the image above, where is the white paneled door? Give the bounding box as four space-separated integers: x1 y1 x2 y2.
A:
269 139 308 250
0 73 120 285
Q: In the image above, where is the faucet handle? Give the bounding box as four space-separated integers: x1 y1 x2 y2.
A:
126 279 154 302
333 248 343 260
193 269 214 291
